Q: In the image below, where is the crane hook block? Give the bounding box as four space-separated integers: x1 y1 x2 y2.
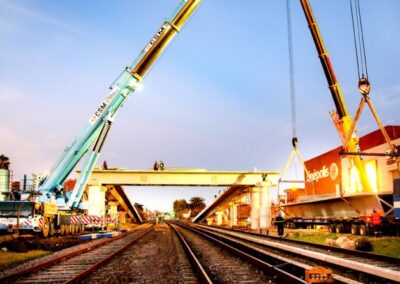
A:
358 76 371 96
292 137 298 148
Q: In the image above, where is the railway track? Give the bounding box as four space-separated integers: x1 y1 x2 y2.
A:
192 223 400 283
0 224 154 283
168 221 309 283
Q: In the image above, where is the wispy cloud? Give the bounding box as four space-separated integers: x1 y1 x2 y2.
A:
0 83 22 103
0 1 77 33
373 84 400 107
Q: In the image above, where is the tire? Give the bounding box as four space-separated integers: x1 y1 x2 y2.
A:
335 224 344 234
65 225 70 236
60 225 66 236
359 224 367 236
49 221 55 237
70 225 75 235
351 224 359 235
41 218 50 238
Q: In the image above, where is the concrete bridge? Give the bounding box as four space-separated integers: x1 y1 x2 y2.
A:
85 168 280 228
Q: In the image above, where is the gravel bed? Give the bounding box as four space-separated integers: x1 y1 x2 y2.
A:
177 225 276 283
0 237 102 277
203 226 392 283
0 225 143 278
81 224 185 283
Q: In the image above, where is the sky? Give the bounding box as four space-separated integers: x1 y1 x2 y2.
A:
1 0 399 212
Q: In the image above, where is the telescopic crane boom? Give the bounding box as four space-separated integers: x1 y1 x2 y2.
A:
299 0 372 192
38 0 203 209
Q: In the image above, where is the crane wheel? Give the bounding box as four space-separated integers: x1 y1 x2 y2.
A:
41 218 50 238
49 222 55 237
60 225 66 236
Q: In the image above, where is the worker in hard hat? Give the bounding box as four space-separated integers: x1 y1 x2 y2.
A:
371 208 382 237
275 212 285 237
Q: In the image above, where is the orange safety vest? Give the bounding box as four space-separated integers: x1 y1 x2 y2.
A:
371 212 381 225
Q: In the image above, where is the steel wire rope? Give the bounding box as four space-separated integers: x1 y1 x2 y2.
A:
350 0 369 79
286 0 297 141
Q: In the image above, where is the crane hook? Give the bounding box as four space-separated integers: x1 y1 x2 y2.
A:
358 76 370 96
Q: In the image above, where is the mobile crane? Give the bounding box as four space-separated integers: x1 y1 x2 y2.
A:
280 0 400 236
0 0 202 237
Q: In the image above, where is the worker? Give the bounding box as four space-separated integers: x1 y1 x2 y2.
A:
153 161 159 171
371 208 382 237
159 160 165 171
275 212 285 237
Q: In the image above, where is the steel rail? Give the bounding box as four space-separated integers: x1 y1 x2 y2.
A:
166 222 213 284
65 225 154 283
195 224 400 283
0 224 153 283
174 222 307 284
199 224 400 265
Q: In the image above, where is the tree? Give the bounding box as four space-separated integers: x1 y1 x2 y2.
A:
189 196 206 218
134 203 146 220
173 199 188 219
0 154 10 170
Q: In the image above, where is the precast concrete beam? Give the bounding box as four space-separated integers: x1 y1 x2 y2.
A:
86 169 279 187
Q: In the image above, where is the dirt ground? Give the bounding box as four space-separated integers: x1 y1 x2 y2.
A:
1 235 90 253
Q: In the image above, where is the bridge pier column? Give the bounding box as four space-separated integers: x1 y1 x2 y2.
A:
87 185 106 216
250 187 260 230
216 211 223 226
258 181 272 229
229 202 237 227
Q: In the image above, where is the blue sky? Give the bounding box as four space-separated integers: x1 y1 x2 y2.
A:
1 0 399 212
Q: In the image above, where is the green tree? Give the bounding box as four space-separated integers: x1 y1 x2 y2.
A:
189 196 206 218
0 154 10 170
173 199 188 219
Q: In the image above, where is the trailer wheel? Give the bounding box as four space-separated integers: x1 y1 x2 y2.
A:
335 224 344 234
351 224 359 235
41 218 50 238
359 224 367 236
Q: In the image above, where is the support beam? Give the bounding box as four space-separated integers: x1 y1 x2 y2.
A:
87 169 279 187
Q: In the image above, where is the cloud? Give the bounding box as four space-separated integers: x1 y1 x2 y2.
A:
373 84 400 107
0 1 77 33
0 83 22 103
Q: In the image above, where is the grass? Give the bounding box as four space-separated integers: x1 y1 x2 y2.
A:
0 250 51 272
370 238 400 258
287 231 400 258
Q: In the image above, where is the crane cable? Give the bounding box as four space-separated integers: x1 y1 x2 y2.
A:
350 0 369 82
349 0 399 173
279 0 313 187
287 0 297 142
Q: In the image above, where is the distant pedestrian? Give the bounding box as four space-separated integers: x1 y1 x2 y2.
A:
275 212 285 237
159 160 165 171
371 208 382 237
153 161 159 171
